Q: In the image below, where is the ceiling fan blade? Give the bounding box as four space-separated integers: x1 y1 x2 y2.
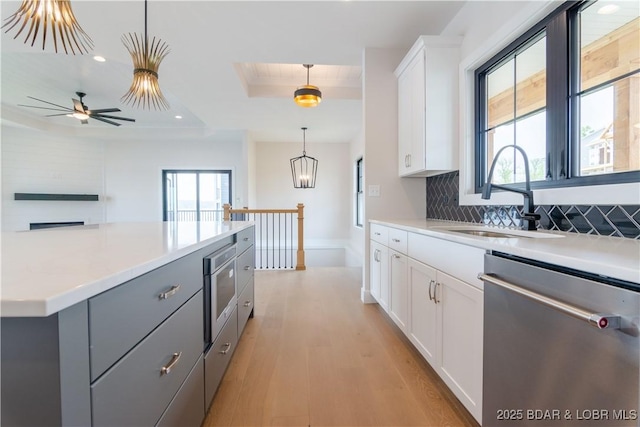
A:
92 113 135 122
88 108 121 114
26 96 73 111
90 116 121 126
72 98 85 113
18 104 72 113
45 113 73 117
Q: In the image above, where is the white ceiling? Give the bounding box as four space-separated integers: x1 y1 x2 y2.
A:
1 1 467 144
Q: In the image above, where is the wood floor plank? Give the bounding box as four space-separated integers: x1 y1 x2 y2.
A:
202 267 479 427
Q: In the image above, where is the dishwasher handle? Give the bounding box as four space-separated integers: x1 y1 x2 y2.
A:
478 273 621 330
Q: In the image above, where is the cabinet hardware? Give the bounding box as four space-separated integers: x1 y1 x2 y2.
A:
374 232 381 235
374 249 380 262
158 284 181 300
407 154 412 168
243 237 250 241
428 280 435 301
434 282 441 304
393 254 401 259
392 238 401 243
244 266 251 271
220 342 232 355
160 352 182 376
478 273 621 330
244 300 252 307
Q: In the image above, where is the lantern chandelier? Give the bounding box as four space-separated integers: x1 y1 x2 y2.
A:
1 0 93 54
294 64 322 108
121 0 170 110
290 127 319 189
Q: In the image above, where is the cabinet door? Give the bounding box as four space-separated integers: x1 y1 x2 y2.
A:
389 250 408 332
370 241 389 312
397 49 425 176
407 258 438 366
436 271 483 422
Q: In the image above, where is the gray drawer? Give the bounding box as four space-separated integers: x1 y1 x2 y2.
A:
236 226 254 254
204 305 238 409
89 252 201 380
91 292 203 427
238 279 254 336
236 244 254 295
156 355 204 427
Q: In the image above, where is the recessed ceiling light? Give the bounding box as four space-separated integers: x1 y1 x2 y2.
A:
175 115 183 119
597 4 620 14
93 56 106 62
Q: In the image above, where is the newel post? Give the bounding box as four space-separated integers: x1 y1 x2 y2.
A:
296 203 306 270
223 203 231 221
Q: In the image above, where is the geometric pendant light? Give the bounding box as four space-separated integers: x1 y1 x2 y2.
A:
290 127 318 188
1 0 94 54
293 64 322 108
121 0 170 110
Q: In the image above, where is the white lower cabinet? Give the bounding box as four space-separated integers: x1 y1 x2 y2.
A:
370 222 484 423
389 250 408 332
434 271 483 422
370 241 389 311
407 258 438 366
407 258 483 422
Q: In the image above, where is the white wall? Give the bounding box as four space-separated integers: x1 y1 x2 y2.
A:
361 47 427 302
104 132 248 222
346 128 364 268
253 140 351 266
1 125 106 231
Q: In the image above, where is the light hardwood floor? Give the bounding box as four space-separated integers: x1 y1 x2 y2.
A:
203 267 479 427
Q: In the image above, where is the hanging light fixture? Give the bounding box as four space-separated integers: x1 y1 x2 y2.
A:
290 127 319 189
121 0 170 110
294 64 322 108
1 0 93 54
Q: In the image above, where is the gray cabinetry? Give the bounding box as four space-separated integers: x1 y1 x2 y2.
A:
89 253 202 380
91 291 203 427
204 305 238 408
156 355 205 427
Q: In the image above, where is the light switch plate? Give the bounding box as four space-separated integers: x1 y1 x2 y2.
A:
368 185 380 197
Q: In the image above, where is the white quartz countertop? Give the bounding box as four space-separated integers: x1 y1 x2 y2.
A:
371 219 640 284
1 221 253 317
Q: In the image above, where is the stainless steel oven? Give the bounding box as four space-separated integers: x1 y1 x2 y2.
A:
480 252 639 427
204 244 237 348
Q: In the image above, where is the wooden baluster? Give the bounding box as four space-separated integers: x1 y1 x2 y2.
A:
296 203 306 270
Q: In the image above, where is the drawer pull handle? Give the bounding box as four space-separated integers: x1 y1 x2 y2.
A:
393 254 401 259
244 266 251 271
392 238 401 242
243 237 250 241
244 300 252 307
220 342 232 355
428 280 435 301
374 232 381 235
159 284 181 300
161 352 182 376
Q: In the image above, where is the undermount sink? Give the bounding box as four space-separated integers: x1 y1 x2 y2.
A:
437 226 565 239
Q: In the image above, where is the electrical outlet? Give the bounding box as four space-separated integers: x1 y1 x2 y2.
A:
368 185 380 197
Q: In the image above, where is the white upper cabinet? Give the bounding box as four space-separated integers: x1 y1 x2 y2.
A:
395 36 462 177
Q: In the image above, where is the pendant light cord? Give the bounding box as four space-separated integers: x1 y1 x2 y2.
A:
302 127 307 155
144 0 148 48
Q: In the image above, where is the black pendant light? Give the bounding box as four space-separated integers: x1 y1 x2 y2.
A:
290 127 318 189
294 64 322 108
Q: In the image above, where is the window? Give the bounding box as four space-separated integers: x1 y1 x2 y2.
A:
163 170 232 221
356 157 364 227
475 0 639 192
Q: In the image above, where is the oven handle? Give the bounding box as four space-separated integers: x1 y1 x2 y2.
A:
478 273 621 330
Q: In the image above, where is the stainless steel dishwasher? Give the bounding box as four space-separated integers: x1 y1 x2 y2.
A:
480 252 639 427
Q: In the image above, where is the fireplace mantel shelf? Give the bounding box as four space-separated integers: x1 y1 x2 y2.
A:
14 193 99 201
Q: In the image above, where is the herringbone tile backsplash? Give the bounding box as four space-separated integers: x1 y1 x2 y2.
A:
426 171 640 239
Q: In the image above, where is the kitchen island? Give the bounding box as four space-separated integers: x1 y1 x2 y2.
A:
1 221 255 427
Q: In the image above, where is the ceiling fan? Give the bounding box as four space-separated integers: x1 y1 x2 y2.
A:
18 92 135 127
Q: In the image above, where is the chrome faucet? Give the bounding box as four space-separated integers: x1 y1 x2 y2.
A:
482 145 540 231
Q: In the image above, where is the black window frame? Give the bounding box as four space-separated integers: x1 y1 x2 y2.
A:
474 0 640 193
162 169 232 221
356 157 364 227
